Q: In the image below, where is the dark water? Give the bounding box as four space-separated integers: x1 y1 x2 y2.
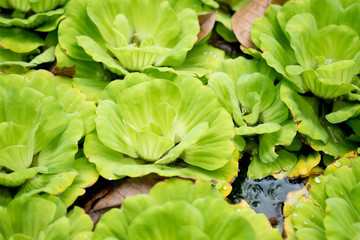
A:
228 176 304 234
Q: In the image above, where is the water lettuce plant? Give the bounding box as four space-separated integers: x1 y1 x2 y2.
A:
84 73 238 192
0 195 93 240
58 0 200 75
0 70 97 205
0 28 57 69
250 0 360 160
208 57 298 178
0 0 68 29
284 155 360 240
94 178 282 240
251 0 360 96
0 0 68 68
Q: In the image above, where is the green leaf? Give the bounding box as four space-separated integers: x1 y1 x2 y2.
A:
0 166 47 187
55 44 110 102
259 120 297 163
0 8 64 28
77 36 128 76
181 109 234 171
324 198 359 240
235 123 281 136
60 157 99 207
128 201 204 240
280 82 328 142
94 178 278 240
93 208 128 240
84 131 131 180
208 72 245 126
236 73 276 115
0 196 92 240
96 100 137 158
285 13 317 69
29 0 62 13
217 56 277 83
155 122 209 165
174 43 225 77
58 0 104 61
16 170 77 197
247 150 297 179
340 3 360 36
287 152 321 179
326 103 360 124
0 27 44 53
302 70 357 99
28 46 56 66
150 178 222 203
67 207 93 238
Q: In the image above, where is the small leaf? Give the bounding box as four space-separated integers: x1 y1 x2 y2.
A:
196 11 217 44
53 64 76 78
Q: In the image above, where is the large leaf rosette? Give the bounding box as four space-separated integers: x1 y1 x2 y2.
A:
94 178 281 240
208 57 298 179
250 0 360 160
0 0 68 29
0 0 68 68
251 0 360 97
0 28 57 69
0 70 97 205
58 0 200 76
284 155 360 240
84 73 238 192
0 195 92 240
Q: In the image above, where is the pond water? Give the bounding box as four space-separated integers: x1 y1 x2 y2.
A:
228 176 304 234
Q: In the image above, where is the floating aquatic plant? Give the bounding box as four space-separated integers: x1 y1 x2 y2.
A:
58 0 200 75
0 70 97 205
94 178 282 240
208 56 298 178
0 195 93 240
84 73 237 192
250 0 360 160
284 154 360 240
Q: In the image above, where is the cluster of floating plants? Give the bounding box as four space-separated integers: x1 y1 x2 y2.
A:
0 0 359 239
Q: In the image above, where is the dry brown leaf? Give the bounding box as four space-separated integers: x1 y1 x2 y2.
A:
51 62 76 77
209 32 242 55
232 0 272 48
196 11 217 44
272 0 288 5
81 174 165 225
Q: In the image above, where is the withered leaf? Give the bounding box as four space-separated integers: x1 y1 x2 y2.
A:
271 0 288 5
196 10 217 44
232 0 271 48
52 63 76 78
209 32 242 56
82 174 165 225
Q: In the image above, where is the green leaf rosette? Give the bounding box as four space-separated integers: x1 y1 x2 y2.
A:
94 178 281 240
0 0 68 68
280 82 356 159
250 0 360 161
0 195 93 240
0 28 57 69
251 0 360 97
58 0 200 75
208 57 297 179
284 155 360 240
0 70 98 205
0 0 68 29
55 42 225 102
84 73 238 192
